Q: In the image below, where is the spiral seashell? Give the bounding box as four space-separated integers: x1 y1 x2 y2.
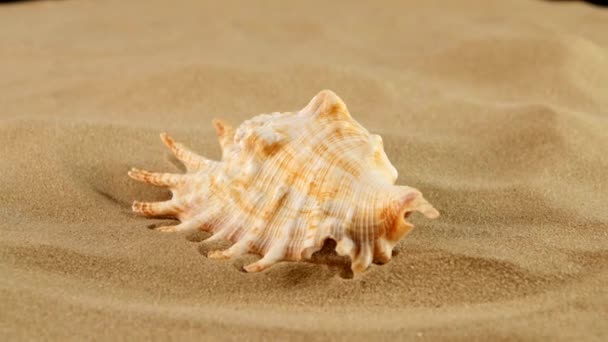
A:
129 90 439 273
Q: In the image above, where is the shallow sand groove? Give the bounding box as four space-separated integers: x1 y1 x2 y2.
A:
1 0 607 340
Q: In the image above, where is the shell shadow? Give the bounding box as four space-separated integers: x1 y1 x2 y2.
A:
167 154 187 173
194 237 354 279
146 220 180 230
307 239 354 279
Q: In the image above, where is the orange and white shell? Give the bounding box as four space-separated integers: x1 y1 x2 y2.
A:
128 90 439 273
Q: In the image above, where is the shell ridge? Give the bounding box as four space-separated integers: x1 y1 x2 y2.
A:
288 191 316 259
297 127 352 257
247 185 289 256
351 186 371 271
284 123 341 210
202 185 243 237
208 189 266 258
219 140 297 257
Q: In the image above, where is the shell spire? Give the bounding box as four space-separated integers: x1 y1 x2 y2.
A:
128 90 439 274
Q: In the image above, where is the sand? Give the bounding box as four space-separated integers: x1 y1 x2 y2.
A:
1 0 607 340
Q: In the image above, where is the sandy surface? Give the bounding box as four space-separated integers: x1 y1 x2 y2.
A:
1 0 607 340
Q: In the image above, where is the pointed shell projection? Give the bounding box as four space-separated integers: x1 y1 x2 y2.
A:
128 90 439 274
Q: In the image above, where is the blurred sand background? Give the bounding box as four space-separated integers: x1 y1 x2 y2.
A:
1 0 607 340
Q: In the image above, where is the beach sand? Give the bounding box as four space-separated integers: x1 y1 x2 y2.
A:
1 0 607 340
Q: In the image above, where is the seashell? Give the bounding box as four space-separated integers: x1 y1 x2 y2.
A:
128 90 439 273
